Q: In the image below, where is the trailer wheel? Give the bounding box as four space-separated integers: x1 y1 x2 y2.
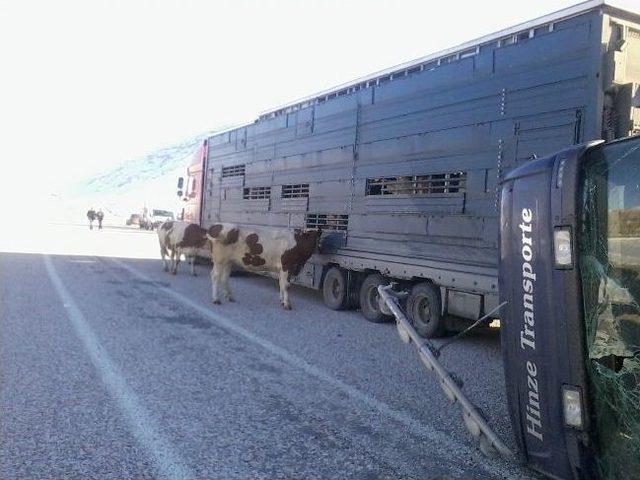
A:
359 273 393 323
406 282 446 338
322 267 350 310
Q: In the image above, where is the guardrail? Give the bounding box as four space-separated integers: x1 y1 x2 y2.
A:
377 283 513 458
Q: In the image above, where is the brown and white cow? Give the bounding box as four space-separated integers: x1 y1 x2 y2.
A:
205 223 321 309
157 220 210 275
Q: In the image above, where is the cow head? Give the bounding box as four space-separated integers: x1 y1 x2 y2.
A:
281 228 322 277
206 224 224 241
294 228 322 254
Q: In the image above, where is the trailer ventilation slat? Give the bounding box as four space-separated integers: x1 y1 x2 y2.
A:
243 186 271 200
222 165 246 178
306 214 349 231
282 184 310 198
366 172 467 196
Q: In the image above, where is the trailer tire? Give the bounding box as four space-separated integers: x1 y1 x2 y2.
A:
406 282 446 338
322 267 350 310
359 273 393 323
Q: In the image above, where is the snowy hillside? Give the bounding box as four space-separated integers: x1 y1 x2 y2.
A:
74 134 209 196
59 131 218 224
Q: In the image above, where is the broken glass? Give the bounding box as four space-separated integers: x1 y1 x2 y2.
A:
579 139 640 479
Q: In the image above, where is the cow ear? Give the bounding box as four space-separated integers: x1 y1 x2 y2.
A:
207 224 222 238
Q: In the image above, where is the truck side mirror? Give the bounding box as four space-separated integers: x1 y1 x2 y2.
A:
177 177 184 189
177 190 183 197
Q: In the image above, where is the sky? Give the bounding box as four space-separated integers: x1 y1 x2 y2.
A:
1 0 638 198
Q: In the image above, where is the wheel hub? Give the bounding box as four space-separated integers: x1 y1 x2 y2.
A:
368 287 380 311
416 297 431 325
330 278 341 298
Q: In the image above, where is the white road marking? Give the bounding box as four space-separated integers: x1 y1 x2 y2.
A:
111 258 524 479
43 255 193 480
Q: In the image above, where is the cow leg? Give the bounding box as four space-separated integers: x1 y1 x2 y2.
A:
172 250 181 275
160 243 169 272
211 263 222 304
169 248 175 273
190 254 197 276
222 263 234 302
279 271 292 310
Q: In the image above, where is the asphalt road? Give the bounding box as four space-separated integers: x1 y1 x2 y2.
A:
0 223 538 479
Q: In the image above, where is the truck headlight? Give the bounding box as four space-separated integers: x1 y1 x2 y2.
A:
554 227 573 268
562 385 584 429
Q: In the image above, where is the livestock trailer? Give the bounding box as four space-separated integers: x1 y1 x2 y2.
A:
180 0 640 337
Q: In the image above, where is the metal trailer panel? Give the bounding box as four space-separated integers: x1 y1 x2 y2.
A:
255 2 639 119
200 8 621 319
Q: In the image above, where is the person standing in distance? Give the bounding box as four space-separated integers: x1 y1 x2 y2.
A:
87 207 96 230
97 209 104 230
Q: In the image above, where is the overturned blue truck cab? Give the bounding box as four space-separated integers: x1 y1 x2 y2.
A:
500 135 640 479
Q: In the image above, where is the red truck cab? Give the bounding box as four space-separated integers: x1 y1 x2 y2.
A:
178 139 208 224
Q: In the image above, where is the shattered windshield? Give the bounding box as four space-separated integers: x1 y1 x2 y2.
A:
578 138 640 479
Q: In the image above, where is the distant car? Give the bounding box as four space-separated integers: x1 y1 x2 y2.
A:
140 209 175 230
126 213 141 226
